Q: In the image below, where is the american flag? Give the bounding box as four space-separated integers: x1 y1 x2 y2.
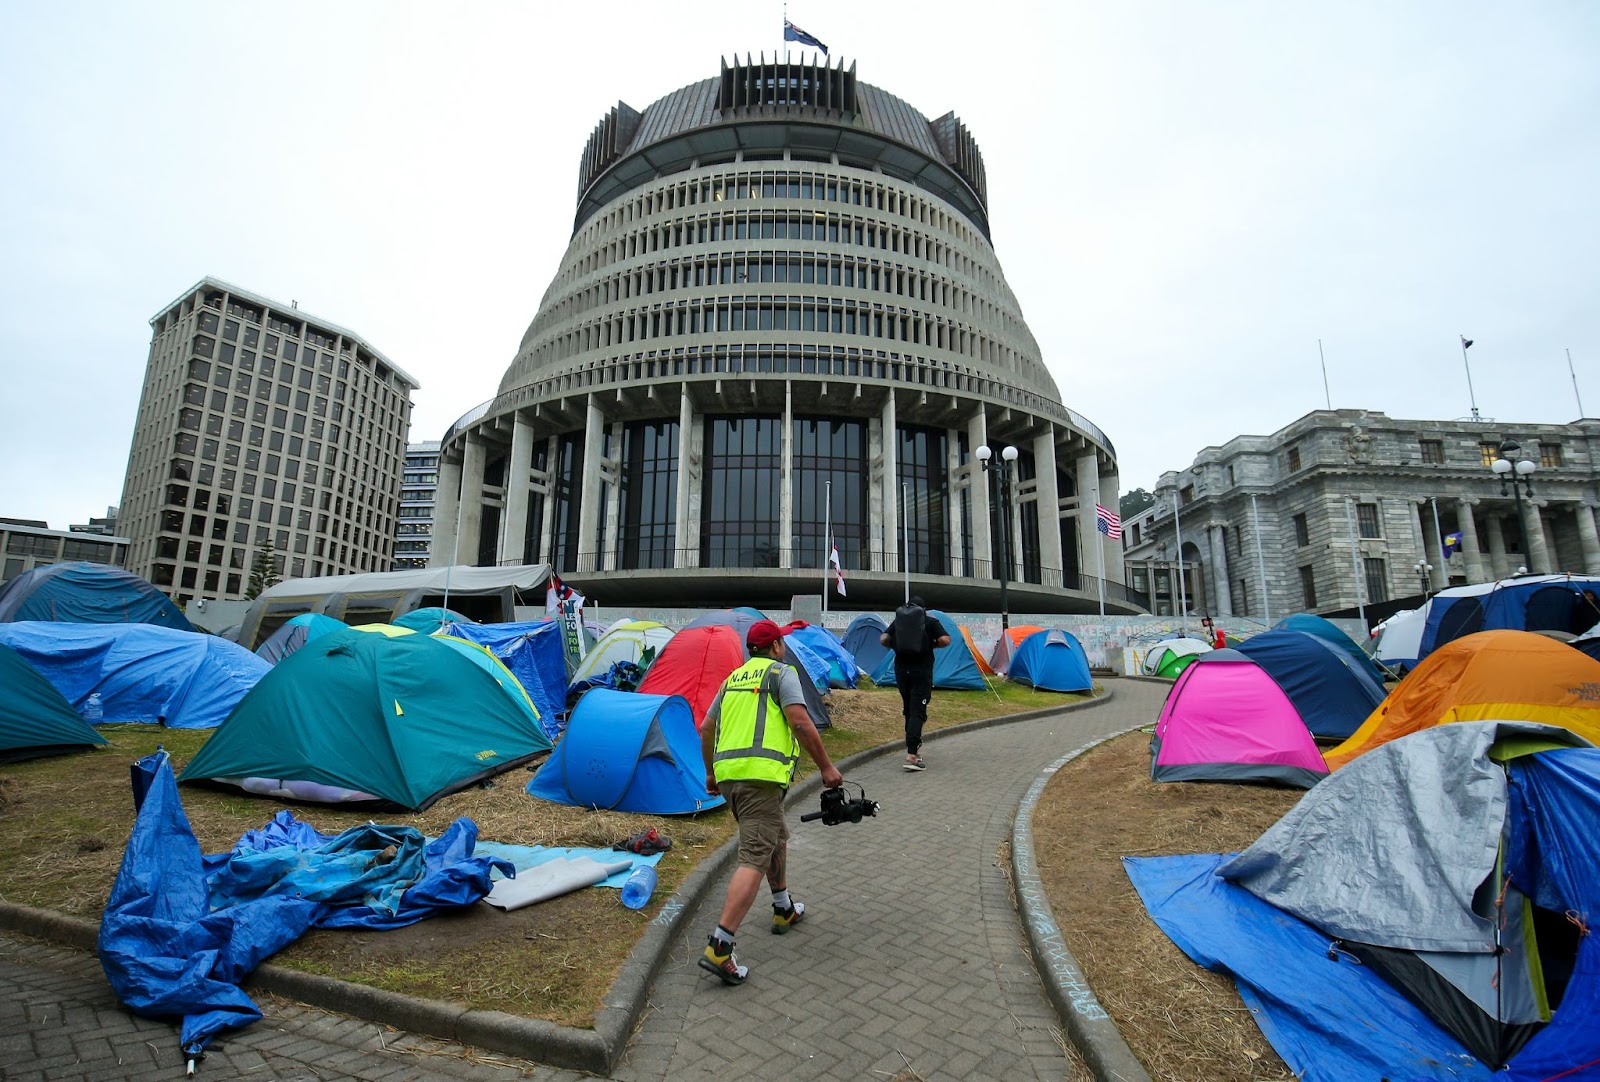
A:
1095 504 1123 539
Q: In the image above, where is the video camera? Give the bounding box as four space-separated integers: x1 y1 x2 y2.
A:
800 782 880 826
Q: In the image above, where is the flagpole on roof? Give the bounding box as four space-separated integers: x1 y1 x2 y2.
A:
1460 335 1481 421
1317 339 1331 410
822 479 831 615
1568 348 1586 418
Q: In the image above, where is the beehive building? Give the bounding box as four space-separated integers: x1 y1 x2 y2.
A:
435 57 1132 611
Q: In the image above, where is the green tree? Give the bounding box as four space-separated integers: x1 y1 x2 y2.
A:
1119 488 1156 520
245 537 282 599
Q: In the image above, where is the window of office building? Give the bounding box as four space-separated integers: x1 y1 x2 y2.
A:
897 423 949 576
791 417 867 571
701 416 781 568
1357 502 1381 539
1364 557 1388 603
618 419 679 570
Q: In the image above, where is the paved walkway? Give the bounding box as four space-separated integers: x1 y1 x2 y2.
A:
0 682 1164 1081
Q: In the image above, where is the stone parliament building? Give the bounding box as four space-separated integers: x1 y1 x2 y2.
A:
1122 409 1600 623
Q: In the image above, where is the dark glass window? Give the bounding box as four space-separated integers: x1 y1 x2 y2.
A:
897 424 949 576
1363 557 1388 603
701 416 781 569
1293 513 1309 547
1419 439 1444 464
549 433 584 573
791 417 867 572
619 420 679 570
1357 503 1381 539
1299 565 1317 607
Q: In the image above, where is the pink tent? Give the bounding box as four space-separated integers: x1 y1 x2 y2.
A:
1150 650 1328 788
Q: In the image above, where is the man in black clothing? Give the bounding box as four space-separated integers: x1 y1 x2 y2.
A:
879 596 951 771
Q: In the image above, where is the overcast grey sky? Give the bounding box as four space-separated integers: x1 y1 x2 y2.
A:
3 2 1596 529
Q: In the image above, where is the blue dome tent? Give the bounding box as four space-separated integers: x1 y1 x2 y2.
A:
0 643 106 762
1008 630 1093 693
253 613 347 665
1273 612 1387 682
1421 575 1600 662
1232 628 1387 740
439 620 567 741
0 562 192 630
527 689 724 815
842 613 889 674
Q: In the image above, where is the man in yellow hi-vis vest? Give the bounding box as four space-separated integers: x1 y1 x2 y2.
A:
697 619 842 985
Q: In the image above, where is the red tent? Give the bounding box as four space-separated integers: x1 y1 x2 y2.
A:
637 625 745 728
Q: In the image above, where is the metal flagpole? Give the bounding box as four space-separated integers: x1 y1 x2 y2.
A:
1430 497 1447 590
1344 497 1368 629
822 479 831 614
1094 487 1106 617
441 520 461 615
1460 336 1481 421
1250 493 1270 623
902 482 911 603
1173 492 1188 636
1318 339 1331 410
1569 349 1586 418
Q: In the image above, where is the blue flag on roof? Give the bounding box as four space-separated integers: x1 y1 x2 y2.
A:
1443 531 1463 558
784 19 828 54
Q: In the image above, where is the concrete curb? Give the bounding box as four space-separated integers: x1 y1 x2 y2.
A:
1011 725 1155 1082
0 682 1131 1076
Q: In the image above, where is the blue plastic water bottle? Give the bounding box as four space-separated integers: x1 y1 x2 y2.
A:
620 865 658 909
83 693 103 724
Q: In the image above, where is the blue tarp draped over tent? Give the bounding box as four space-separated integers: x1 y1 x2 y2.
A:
0 622 268 728
1008 630 1093 693
0 562 192 630
1232 628 1387 739
440 620 567 740
0 642 106 763
869 610 986 690
100 753 512 1060
787 624 859 688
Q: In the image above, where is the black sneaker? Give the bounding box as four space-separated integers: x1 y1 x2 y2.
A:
697 936 748 985
903 756 926 772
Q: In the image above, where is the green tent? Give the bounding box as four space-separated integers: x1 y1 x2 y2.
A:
1143 637 1214 678
0 643 106 763
180 627 552 810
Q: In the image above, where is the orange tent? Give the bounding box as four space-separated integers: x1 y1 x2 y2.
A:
962 626 997 675
1323 629 1600 769
987 625 1044 676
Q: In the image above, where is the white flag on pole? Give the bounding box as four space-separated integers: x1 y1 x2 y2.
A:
829 541 847 596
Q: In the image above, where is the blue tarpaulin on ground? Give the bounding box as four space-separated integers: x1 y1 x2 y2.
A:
99 752 512 1059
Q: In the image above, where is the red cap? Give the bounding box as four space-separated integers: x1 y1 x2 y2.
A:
746 619 788 649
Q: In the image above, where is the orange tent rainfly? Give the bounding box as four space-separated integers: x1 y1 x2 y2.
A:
1323 629 1600 769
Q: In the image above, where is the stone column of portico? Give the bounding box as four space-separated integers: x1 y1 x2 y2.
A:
1417 501 1446 589
968 411 992 576
577 396 605 573
1486 514 1509 578
880 395 899 573
1210 524 1234 616
500 411 534 566
1523 501 1552 574
1033 428 1063 588
1456 500 1487 583
431 452 462 568
1575 503 1600 574
457 432 486 568
674 392 698 568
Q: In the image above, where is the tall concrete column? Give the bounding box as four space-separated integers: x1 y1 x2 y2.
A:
500 411 534 567
946 427 966 573
967 411 991 575
1575 502 1600 574
674 390 696 568
1456 500 1487 583
577 396 605 574
1486 513 1508 579
432 451 462 568
1101 469 1125 589
536 435 557 566
1417 501 1445 589
458 433 486 567
1210 524 1234 616
880 395 899 573
779 382 794 569
1523 500 1552 574
1074 455 1099 593
602 420 622 573
1033 428 1063 588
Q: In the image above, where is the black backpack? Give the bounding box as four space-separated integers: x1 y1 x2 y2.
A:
892 604 930 654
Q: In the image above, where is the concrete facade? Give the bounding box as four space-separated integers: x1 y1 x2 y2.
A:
434 57 1132 614
0 520 129 584
1122 408 1600 625
117 278 418 605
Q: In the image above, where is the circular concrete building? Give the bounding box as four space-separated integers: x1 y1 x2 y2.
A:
436 56 1135 612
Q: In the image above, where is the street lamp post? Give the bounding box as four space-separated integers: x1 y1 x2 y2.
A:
1414 559 1433 600
974 444 1019 631
1490 439 1537 575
